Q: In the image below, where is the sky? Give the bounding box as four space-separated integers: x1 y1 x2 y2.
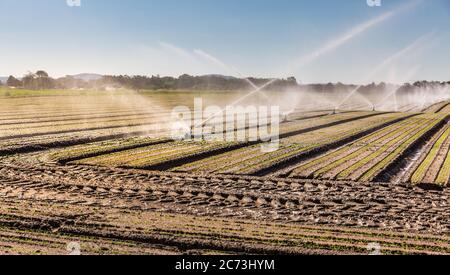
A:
1 0 449 84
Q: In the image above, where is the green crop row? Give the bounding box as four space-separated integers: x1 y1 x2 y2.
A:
289 116 417 178
232 145 313 175
358 116 444 182
75 141 236 169
171 145 263 173
0 112 172 131
0 117 168 139
0 124 168 154
324 119 421 179
410 124 450 184
50 137 169 163
339 117 435 181
435 148 450 185
173 113 408 175
423 100 450 113
288 114 446 182
278 111 378 136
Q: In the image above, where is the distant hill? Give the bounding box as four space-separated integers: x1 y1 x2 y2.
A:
0 77 8 84
69 73 103 81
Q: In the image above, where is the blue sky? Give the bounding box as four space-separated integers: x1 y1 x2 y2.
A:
1 0 449 83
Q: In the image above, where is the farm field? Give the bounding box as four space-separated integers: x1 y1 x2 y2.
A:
1 90 450 255
6 0 450 260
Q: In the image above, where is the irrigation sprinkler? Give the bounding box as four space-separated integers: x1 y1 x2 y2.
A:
280 109 295 123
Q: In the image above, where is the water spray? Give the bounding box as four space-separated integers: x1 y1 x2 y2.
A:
194 49 269 99
281 113 289 123
374 66 421 112
192 1 425 128
336 32 434 111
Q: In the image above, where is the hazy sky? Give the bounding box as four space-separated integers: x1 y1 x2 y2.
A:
1 0 449 84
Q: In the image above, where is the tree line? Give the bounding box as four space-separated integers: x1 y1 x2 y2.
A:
1 71 448 93
1 71 299 91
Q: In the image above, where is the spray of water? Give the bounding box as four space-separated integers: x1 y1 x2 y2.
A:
336 32 435 110
194 49 269 99
374 66 421 111
192 2 418 126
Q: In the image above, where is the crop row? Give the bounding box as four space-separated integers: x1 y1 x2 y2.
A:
0 125 168 154
0 109 323 155
278 111 380 136
50 137 170 164
423 100 450 113
438 103 450 114
44 111 384 162
74 141 240 169
0 117 172 140
283 113 408 144
171 113 409 175
0 109 170 125
0 113 173 131
406 122 450 186
1 105 329 140
55 112 387 173
287 114 447 182
286 118 419 179
0 103 157 117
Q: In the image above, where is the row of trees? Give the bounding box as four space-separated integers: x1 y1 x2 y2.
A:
301 81 450 95
5 71 57 90
2 71 448 92
100 74 299 91
2 71 299 91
